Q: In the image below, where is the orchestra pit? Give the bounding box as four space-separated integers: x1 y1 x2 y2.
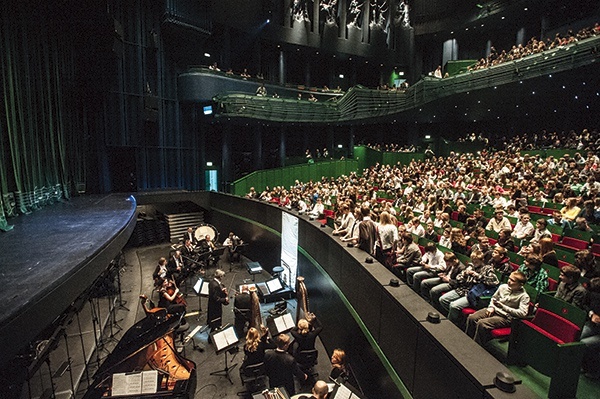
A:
1 1 600 399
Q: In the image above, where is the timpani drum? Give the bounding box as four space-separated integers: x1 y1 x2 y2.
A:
194 223 219 243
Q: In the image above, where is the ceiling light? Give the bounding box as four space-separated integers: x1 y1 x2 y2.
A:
204 53 211 57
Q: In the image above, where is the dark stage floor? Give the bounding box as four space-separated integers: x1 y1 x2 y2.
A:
0 194 137 362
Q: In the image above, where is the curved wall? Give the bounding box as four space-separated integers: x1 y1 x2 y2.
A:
141 191 539 398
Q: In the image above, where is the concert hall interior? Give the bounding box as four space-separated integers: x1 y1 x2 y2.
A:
1 1 600 399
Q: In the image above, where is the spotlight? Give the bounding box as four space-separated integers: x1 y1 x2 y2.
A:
267 19 270 23
204 53 211 58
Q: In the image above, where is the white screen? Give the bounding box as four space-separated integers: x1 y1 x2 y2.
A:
281 212 299 288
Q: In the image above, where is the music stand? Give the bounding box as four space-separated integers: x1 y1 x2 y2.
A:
329 380 364 399
246 261 263 282
266 312 295 335
193 277 209 320
265 277 284 294
209 325 239 384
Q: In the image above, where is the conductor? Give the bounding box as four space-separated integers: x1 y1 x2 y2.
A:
207 269 229 332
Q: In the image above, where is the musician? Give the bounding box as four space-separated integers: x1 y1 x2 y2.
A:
182 227 197 245
199 234 219 268
291 312 323 356
182 239 196 258
297 380 329 399
264 334 307 395
168 250 185 284
329 348 347 381
152 257 170 287
158 278 187 319
241 326 276 371
207 269 229 332
234 285 253 337
224 232 243 263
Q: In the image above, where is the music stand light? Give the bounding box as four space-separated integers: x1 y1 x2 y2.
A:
209 325 239 384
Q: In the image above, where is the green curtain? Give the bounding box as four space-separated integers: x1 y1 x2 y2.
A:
0 2 84 231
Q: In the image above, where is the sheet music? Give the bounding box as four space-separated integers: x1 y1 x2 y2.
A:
266 278 283 293
112 372 146 396
214 327 238 351
141 370 158 394
334 384 354 399
274 313 294 333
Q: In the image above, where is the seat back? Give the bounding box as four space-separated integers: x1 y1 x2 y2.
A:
296 349 318 370
241 362 266 382
529 308 581 344
537 292 587 328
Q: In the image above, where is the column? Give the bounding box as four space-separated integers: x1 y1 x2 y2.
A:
279 50 286 85
221 124 232 192
254 126 263 170
279 127 287 167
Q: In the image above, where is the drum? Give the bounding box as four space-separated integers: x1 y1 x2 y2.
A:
194 223 219 243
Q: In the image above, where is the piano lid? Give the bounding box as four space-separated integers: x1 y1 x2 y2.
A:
93 312 182 378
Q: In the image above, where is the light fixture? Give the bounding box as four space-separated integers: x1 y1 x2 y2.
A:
204 53 211 57
206 162 213 166
339 74 344 79
337 144 343 148
425 135 431 140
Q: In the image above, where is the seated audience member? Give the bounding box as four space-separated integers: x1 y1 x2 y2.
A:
340 208 361 245
438 227 452 248
291 312 323 355
469 235 493 264
555 265 588 309
241 326 276 371
329 348 347 380
407 242 446 291
517 255 549 293
576 249 600 280
332 204 354 236
423 221 438 242
450 227 468 255
574 216 594 233
308 198 325 218
439 250 499 323
560 197 581 222
420 252 465 306
539 237 559 268
511 212 534 240
466 271 530 346
298 380 329 399
490 246 512 279
547 210 572 230
264 334 307 395
486 208 511 233
392 232 422 278
406 216 425 237
530 218 552 244
472 208 489 229
496 228 515 252
581 277 600 380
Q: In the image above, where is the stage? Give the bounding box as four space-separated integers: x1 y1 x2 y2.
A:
0 194 137 364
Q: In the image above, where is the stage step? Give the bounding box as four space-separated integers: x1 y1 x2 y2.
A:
165 212 205 243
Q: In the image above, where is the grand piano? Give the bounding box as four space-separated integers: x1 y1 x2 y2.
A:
83 304 196 399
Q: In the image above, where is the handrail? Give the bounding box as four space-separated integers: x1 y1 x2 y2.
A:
214 35 600 123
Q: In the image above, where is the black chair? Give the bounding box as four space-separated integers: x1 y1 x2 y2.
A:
296 349 318 378
238 362 268 396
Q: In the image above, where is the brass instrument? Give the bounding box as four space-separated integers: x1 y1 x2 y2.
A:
249 288 262 330
295 276 309 322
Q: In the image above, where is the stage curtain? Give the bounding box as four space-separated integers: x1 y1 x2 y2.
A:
0 2 85 229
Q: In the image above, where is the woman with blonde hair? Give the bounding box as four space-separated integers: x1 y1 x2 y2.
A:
561 197 581 222
330 348 348 380
241 326 275 371
291 312 323 355
376 211 399 267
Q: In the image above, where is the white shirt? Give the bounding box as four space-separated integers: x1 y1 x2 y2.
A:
422 249 446 272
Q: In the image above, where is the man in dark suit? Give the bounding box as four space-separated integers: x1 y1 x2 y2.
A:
264 334 307 395
356 206 376 256
182 227 197 245
233 285 252 337
207 269 229 332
